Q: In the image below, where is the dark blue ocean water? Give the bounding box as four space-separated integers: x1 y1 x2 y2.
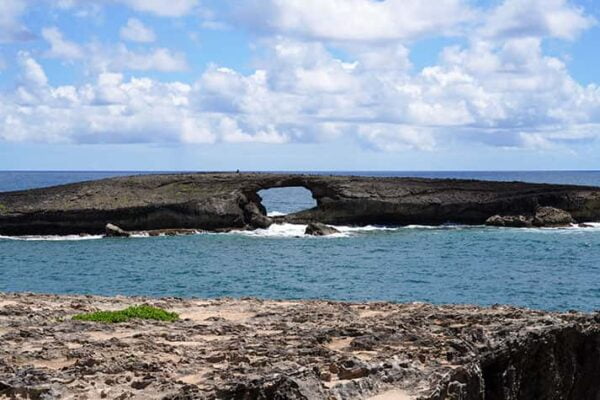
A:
1 171 600 312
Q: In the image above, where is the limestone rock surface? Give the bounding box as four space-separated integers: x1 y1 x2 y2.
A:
1 293 599 400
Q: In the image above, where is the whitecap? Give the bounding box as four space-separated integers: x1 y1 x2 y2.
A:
0 234 104 241
233 223 397 238
267 211 287 217
402 224 473 230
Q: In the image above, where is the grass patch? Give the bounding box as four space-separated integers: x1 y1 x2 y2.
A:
72 305 179 323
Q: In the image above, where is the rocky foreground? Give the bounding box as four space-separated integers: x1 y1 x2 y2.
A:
1 293 599 399
2 173 600 235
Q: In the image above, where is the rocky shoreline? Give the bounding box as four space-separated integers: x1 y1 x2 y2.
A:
1 293 599 399
2 173 600 236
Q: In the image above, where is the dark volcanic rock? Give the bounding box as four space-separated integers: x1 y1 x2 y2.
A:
533 206 576 227
305 222 340 236
485 215 533 227
2 173 600 235
486 207 576 228
105 223 131 237
243 202 273 230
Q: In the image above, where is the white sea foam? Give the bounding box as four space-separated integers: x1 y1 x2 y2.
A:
2 222 598 242
522 222 600 233
0 230 206 241
403 224 475 230
234 223 398 238
267 211 287 217
403 224 444 230
577 222 600 228
0 234 104 241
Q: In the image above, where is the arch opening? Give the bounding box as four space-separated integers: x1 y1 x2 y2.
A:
257 186 317 217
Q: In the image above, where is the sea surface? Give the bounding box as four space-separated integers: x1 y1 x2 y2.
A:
1 171 600 312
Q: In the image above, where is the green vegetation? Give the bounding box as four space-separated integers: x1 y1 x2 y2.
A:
0 203 7 214
72 305 179 323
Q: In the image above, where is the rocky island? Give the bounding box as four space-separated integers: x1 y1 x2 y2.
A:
1 293 599 399
1 173 600 236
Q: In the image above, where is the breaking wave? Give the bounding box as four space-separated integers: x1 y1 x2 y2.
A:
234 223 398 238
0 234 104 241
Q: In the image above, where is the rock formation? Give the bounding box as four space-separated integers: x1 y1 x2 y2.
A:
1 173 600 235
1 293 599 399
485 206 576 228
105 223 131 237
104 223 201 238
305 222 340 236
532 206 576 227
485 215 533 228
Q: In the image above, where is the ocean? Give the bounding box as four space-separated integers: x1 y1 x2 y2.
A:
1 171 599 312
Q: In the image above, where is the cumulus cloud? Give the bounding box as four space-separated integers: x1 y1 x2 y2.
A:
481 0 595 40
93 45 189 72
54 0 197 17
120 18 156 42
0 0 32 42
0 55 286 145
18 52 48 87
1 0 600 154
3 59 192 143
39 27 187 72
42 27 84 59
236 0 474 42
117 0 198 17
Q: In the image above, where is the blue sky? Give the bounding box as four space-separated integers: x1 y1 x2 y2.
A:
1 0 600 171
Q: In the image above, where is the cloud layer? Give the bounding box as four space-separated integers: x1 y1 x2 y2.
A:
0 0 599 153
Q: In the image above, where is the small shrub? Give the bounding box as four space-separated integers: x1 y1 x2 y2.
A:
72 305 179 323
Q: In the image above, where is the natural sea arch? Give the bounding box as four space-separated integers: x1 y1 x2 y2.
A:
257 186 317 216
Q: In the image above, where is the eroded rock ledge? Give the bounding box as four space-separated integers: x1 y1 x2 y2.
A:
1 293 599 399
2 173 600 235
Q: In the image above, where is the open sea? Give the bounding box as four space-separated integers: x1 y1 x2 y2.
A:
1 171 600 312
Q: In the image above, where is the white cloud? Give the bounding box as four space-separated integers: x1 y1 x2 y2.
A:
0 56 286 145
100 45 188 72
55 0 103 19
42 27 84 59
39 27 187 72
53 0 197 17
0 0 32 42
236 0 474 42
120 18 156 43
1 0 600 154
481 0 595 40
358 125 437 152
18 52 48 87
198 6 230 31
117 0 198 17
2 62 194 143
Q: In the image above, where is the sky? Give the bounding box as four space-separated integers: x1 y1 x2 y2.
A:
1 0 600 171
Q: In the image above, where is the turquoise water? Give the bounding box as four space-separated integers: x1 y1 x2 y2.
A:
1 171 600 312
